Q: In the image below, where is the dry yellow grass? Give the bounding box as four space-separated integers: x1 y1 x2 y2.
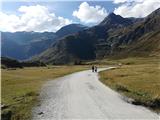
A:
1 66 89 120
99 57 160 112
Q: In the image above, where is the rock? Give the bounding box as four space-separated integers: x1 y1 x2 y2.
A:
1 104 9 109
38 112 44 115
1 110 12 120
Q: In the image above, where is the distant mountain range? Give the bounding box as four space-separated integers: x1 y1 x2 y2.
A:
32 8 160 64
1 24 87 60
2 8 160 64
1 32 57 60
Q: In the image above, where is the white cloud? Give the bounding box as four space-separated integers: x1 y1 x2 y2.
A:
113 0 160 18
0 5 72 32
113 0 128 4
73 2 108 24
113 0 143 4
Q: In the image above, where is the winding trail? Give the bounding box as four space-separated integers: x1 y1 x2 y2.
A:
33 68 159 120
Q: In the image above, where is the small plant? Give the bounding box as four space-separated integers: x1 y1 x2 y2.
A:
115 84 130 92
150 95 160 108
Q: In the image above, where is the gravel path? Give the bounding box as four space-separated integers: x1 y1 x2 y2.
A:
33 68 159 120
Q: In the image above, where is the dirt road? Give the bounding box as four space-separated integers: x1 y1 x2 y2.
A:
33 68 159 120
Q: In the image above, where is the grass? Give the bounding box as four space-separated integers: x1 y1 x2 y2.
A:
1 66 89 120
2 57 160 119
99 57 160 112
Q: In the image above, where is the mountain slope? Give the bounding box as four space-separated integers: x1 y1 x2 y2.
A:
1 32 57 45
1 38 27 60
99 13 134 27
33 8 160 64
56 24 88 38
1 24 87 60
32 13 138 64
122 30 160 57
1 32 57 60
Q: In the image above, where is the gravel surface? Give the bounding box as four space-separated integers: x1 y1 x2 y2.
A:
33 68 159 120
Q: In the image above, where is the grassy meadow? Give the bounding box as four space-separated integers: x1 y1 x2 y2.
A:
99 57 160 112
1 57 160 120
1 66 89 120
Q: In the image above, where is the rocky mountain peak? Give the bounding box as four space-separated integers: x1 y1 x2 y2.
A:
99 12 133 27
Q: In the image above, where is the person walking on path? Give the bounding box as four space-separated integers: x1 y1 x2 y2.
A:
94 66 97 72
92 65 95 72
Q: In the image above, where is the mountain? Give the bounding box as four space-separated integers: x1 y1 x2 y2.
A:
99 9 160 57
1 57 23 68
1 57 46 69
1 24 87 60
33 8 160 64
30 13 129 64
122 31 160 57
56 24 88 38
115 8 160 57
1 32 57 60
99 13 134 27
1 31 57 45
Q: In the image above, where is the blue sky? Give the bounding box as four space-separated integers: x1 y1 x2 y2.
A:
1 1 118 23
0 0 160 32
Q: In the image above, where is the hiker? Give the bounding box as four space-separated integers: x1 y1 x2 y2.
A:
92 65 94 72
95 66 97 72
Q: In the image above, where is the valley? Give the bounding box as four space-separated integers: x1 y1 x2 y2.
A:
1 4 160 120
1 24 87 60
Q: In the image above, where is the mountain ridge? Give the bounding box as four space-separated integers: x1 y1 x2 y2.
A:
1 24 87 60
56 24 88 38
32 8 160 64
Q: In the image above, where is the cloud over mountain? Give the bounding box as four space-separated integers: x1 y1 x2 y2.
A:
0 5 72 32
73 2 108 24
113 0 160 18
